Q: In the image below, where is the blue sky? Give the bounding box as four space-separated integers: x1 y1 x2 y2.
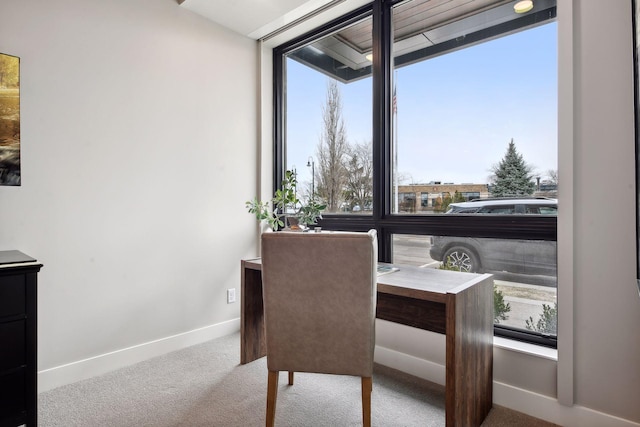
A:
286 21 557 187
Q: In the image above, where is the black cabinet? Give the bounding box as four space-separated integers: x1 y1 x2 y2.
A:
0 251 42 427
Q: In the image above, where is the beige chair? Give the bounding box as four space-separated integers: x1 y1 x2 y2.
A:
261 230 378 427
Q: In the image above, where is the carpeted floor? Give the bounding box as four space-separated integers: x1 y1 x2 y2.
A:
39 332 559 426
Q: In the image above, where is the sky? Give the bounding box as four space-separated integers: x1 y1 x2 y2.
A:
285 21 558 189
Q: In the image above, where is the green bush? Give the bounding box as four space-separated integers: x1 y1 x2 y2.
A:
525 302 557 334
493 287 511 323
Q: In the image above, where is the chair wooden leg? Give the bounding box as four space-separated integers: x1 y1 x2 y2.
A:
266 370 279 427
361 376 372 427
288 371 294 385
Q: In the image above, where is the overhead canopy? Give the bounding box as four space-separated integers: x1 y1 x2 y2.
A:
288 0 557 83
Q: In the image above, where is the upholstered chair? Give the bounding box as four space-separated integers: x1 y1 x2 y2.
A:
261 230 378 427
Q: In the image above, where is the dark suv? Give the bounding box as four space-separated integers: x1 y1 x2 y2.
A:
429 198 557 275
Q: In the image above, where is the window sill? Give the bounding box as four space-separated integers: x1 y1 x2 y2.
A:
493 336 558 361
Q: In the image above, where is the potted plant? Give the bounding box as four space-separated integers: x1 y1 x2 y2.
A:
246 170 326 231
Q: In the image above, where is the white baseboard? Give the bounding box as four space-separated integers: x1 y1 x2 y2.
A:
374 344 640 427
494 382 640 427
38 318 240 393
374 345 446 386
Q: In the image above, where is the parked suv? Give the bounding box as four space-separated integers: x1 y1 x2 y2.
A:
429 198 557 275
445 198 557 215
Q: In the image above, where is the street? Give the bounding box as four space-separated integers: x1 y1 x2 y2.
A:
392 234 557 333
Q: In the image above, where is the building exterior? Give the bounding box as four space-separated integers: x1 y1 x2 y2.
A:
397 182 558 213
397 182 489 213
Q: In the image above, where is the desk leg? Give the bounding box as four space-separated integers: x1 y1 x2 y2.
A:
445 278 493 427
241 266 267 364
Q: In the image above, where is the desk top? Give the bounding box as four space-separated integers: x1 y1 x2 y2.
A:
376 263 492 302
242 258 492 303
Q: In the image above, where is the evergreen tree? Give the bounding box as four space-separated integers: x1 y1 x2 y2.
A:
438 191 465 213
489 139 536 197
453 191 466 203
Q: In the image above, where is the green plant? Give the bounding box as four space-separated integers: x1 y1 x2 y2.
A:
439 257 511 323
493 286 511 323
297 198 326 227
272 170 299 213
245 198 282 231
246 170 326 231
525 302 557 334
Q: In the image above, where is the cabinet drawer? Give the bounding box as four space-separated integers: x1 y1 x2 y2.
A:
0 368 26 416
0 275 25 318
0 320 25 372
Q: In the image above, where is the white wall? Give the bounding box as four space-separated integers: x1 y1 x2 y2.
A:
0 0 259 389
572 0 640 422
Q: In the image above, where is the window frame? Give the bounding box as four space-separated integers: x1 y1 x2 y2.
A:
273 0 558 348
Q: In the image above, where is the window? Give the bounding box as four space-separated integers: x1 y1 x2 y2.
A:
274 0 557 347
398 192 416 213
280 13 373 214
420 193 429 207
461 192 480 201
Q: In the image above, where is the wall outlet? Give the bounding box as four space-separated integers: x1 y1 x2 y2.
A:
227 288 236 304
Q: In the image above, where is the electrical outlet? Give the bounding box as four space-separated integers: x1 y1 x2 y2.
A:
227 288 236 304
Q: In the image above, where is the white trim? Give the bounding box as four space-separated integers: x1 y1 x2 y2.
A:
556 0 576 406
375 345 446 386
38 318 240 393
493 336 557 361
494 382 640 427
375 345 640 427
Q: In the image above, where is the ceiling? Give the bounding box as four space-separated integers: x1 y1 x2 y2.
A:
294 0 556 82
178 0 553 42
178 0 342 40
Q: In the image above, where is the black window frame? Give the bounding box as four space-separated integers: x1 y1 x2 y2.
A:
273 0 557 348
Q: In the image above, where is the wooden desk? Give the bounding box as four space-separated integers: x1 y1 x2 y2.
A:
241 258 494 427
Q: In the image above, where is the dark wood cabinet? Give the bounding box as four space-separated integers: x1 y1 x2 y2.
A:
0 251 42 427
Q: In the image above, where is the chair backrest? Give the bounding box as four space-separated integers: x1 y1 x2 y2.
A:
261 230 378 377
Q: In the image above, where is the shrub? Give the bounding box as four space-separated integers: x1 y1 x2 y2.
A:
525 302 557 334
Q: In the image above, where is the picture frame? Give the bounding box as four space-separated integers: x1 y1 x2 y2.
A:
0 52 21 186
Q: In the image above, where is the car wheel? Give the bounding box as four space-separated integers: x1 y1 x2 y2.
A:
443 246 481 273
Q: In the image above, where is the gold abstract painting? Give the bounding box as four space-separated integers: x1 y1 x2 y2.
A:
0 53 20 186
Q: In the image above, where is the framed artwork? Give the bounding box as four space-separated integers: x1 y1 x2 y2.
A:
0 52 20 186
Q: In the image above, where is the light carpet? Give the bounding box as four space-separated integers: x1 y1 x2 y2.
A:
39 332 559 426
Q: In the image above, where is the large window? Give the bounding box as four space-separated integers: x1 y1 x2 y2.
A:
281 13 373 214
274 0 558 347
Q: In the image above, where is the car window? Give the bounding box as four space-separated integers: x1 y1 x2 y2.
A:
448 201 558 215
538 206 558 215
478 205 515 214
448 207 480 213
